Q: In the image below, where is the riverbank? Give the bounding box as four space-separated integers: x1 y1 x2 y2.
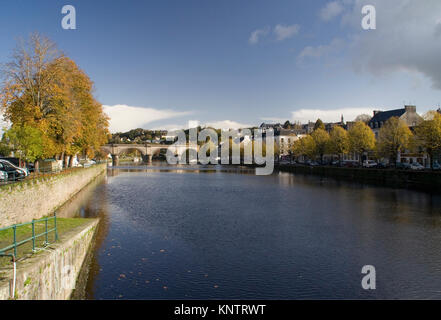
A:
0 218 99 300
0 164 106 228
277 164 441 190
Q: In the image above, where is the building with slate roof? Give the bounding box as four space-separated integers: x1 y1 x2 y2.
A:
368 105 423 139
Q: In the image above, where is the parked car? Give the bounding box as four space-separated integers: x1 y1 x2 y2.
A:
0 159 29 176
0 170 8 182
0 161 27 181
433 162 441 171
363 160 378 168
376 162 388 169
343 160 360 168
410 162 425 170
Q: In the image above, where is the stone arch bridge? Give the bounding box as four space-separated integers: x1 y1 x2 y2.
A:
101 143 198 165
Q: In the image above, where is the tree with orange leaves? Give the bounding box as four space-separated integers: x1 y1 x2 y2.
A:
0 33 109 168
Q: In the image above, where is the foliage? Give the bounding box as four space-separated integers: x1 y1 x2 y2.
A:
311 128 330 162
2 125 44 162
313 119 325 131
292 135 316 160
0 33 109 164
414 112 441 168
376 117 412 164
348 121 376 161
283 120 292 129
328 126 349 160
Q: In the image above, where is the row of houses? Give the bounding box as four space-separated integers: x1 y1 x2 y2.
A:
261 105 440 166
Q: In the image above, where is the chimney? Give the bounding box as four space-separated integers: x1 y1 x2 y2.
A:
405 105 416 113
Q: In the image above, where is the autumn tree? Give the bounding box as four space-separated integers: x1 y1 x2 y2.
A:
348 121 376 164
311 128 330 163
329 126 349 164
292 135 316 161
414 112 441 169
377 117 412 165
0 33 109 168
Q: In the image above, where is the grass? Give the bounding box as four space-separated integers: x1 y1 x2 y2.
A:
0 218 93 268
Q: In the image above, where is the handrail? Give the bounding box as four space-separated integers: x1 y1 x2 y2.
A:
0 213 58 258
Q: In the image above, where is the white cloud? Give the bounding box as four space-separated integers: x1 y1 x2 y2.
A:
103 104 191 133
297 38 345 63
320 1 345 21
151 120 253 131
249 27 270 44
274 24 300 41
204 120 252 130
249 24 300 44
340 0 441 90
291 107 374 123
260 117 288 124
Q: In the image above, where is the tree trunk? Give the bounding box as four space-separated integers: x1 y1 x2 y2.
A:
68 155 74 168
64 154 70 168
34 160 40 174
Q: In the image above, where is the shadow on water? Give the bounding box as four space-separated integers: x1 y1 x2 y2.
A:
53 173 111 299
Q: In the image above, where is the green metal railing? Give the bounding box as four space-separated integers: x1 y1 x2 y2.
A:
0 214 58 258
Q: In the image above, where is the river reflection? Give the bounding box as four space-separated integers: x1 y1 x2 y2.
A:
67 164 441 299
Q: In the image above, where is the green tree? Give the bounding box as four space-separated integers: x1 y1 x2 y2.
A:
377 117 412 165
0 136 11 156
348 121 376 164
311 128 330 163
414 112 441 169
3 125 44 163
314 119 325 131
329 126 349 163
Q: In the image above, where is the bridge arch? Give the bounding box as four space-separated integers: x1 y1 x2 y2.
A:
101 143 200 166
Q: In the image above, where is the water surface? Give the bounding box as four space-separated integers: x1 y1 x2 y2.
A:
70 165 441 299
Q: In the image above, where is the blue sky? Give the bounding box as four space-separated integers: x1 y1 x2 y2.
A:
1 0 441 132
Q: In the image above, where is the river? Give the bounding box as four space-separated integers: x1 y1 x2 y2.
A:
64 164 441 299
